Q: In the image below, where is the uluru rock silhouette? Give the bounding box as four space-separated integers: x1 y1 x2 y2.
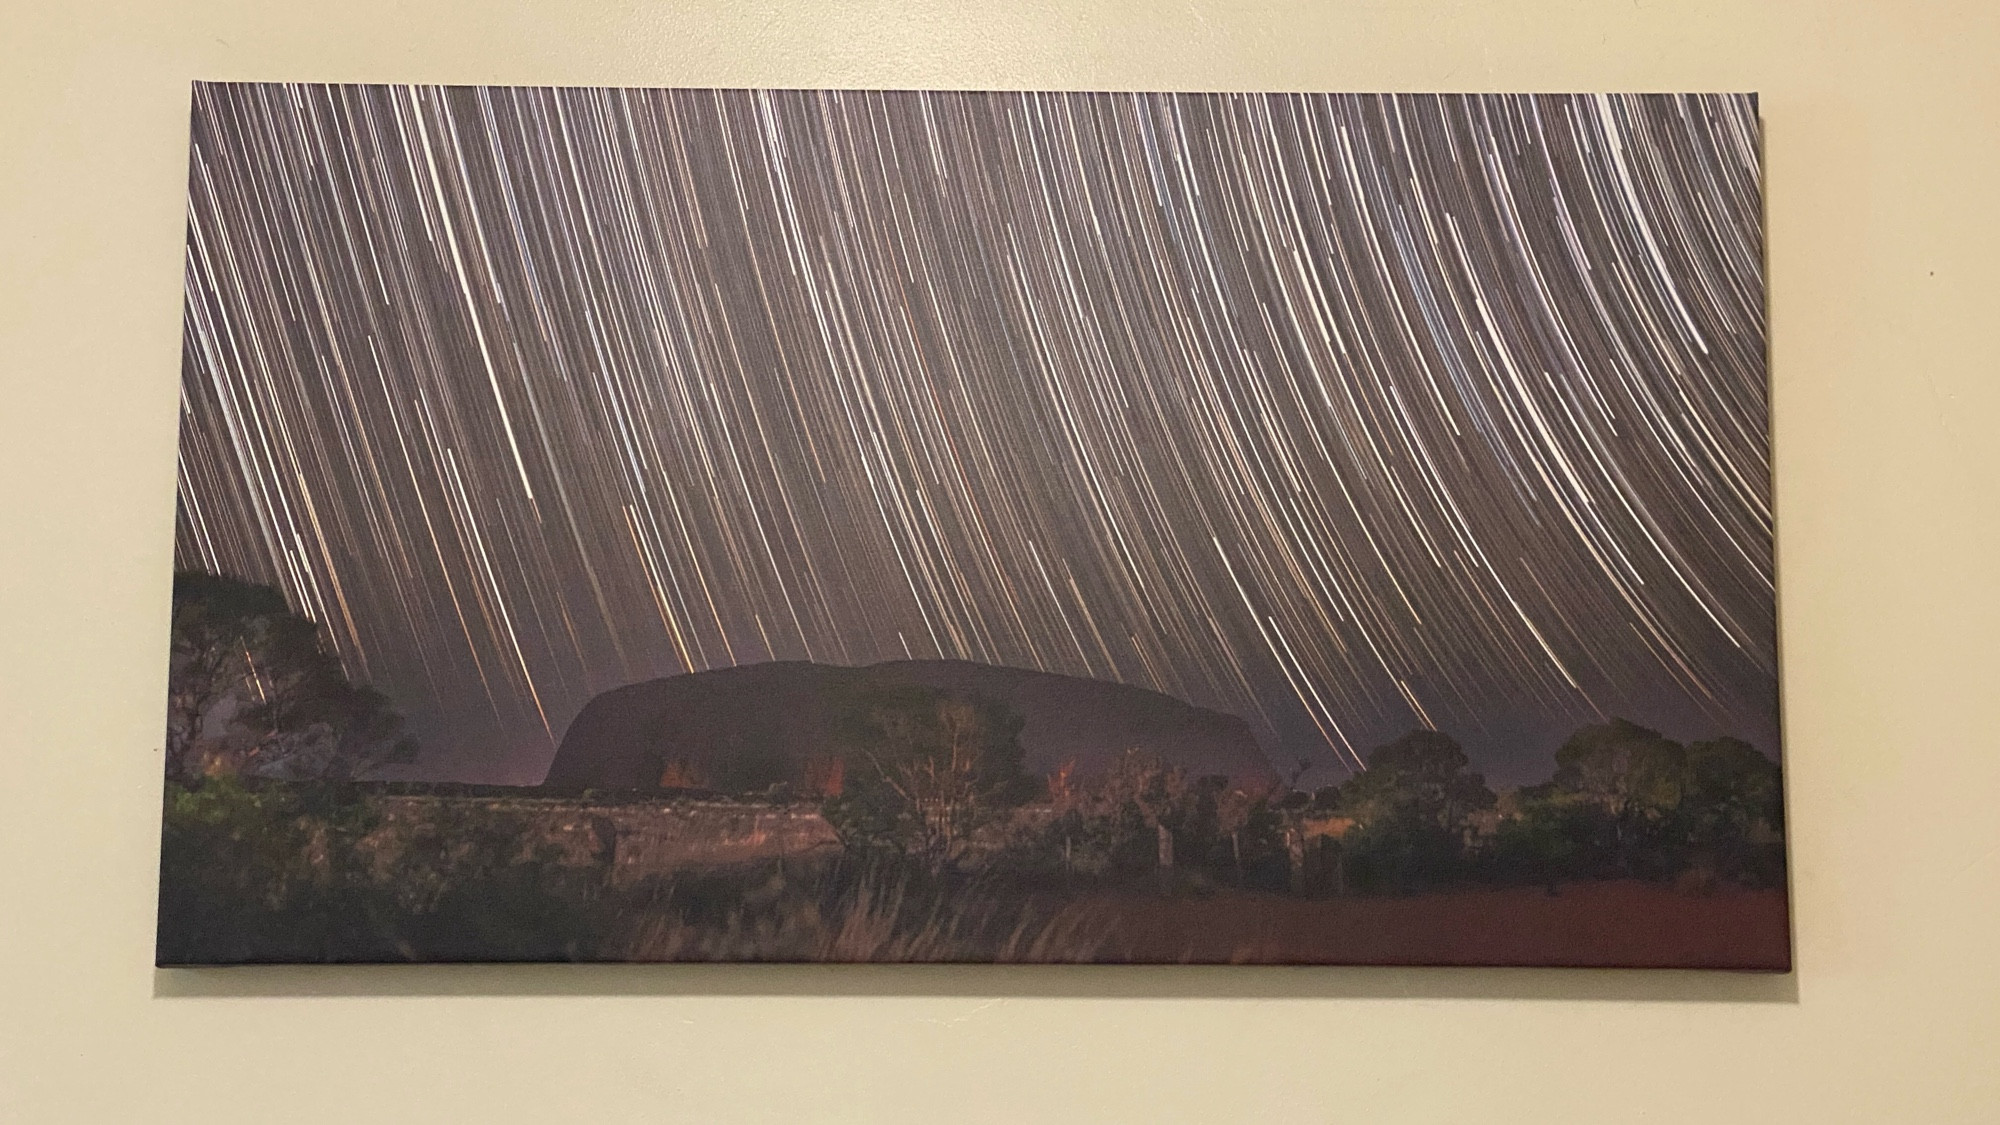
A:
543 659 1277 792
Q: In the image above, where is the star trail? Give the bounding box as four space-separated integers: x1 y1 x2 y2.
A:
173 85 1774 784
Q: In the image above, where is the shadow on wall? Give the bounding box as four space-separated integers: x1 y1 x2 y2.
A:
153 959 1798 1002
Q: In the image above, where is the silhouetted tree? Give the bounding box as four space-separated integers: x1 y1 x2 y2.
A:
166 572 284 778
821 684 1037 868
1334 730 1497 892
164 571 416 781
1339 730 1497 835
1552 718 1687 823
1511 719 1785 885
1682 737 1782 824
1035 753 1286 886
1671 736 1786 884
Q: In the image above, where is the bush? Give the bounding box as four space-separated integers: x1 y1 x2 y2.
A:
157 779 607 963
820 685 1038 868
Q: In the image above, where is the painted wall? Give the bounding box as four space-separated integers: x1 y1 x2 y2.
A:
4 0 1998 1121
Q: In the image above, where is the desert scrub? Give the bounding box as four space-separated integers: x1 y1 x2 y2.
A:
614 858 1113 962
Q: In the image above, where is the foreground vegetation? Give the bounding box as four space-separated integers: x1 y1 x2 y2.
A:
157 778 1113 963
157 710 1786 964
813 680 1787 899
157 569 1787 965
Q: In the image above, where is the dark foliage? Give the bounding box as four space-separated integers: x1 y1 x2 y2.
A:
155 716 1787 963
156 777 611 963
1320 730 1496 893
165 571 416 782
819 684 1040 867
1480 722 1786 887
155 779 1102 964
998 751 1293 891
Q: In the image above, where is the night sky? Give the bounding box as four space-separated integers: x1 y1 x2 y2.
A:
173 85 1774 785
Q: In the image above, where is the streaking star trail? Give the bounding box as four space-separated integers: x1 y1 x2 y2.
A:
173 86 1774 784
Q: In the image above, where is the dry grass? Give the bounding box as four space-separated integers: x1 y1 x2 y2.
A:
616 865 1115 962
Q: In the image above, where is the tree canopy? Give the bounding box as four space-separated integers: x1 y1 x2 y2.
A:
1337 729 1497 834
820 684 1038 867
1492 719 1787 883
1550 718 1689 821
165 571 416 781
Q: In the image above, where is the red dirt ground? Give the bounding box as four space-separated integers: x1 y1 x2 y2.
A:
1082 880 1791 969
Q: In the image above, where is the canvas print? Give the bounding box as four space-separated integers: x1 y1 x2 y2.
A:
158 85 1785 967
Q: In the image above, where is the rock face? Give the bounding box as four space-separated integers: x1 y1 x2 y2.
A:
543 659 1276 791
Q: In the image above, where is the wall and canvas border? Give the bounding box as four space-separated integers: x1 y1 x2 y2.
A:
4 0 1999 1121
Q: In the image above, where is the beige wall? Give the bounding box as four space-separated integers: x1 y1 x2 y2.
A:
3 1 1997 1120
